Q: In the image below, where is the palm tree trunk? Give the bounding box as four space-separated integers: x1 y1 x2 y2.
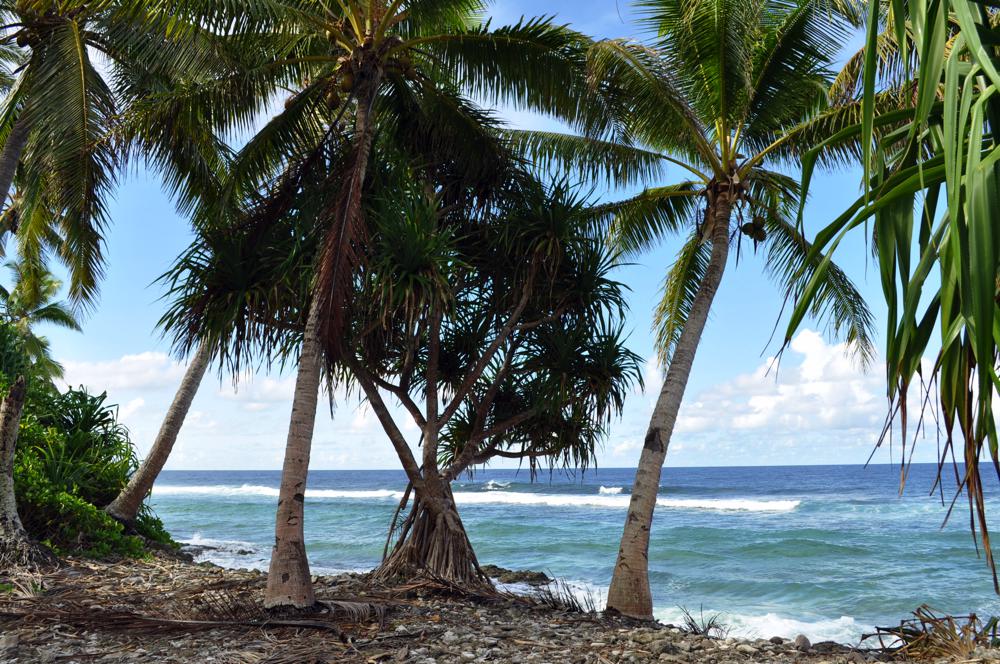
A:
0 117 30 206
264 73 381 609
264 301 323 609
605 193 733 619
0 377 55 571
104 342 212 526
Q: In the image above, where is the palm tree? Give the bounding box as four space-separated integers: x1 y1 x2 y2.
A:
0 0 225 303
0 257 79 380
785 0 1000 588
187 1 593 609
349 180 643 587
513 0 880 618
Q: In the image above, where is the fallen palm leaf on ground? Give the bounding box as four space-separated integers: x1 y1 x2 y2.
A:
863 605 1000 661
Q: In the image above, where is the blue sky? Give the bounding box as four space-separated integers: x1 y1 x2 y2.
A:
32 1 937 470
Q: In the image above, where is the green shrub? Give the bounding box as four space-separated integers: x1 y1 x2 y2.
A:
12 384 174 557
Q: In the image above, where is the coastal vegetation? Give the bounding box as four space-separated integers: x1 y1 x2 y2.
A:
0 1 996 659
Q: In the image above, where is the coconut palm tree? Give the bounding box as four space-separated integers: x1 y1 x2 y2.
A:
0 257 79 380
186 0 593 609
512 0 884 618
0 0 226 303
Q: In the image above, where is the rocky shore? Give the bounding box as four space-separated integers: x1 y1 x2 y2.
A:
0 553 990 663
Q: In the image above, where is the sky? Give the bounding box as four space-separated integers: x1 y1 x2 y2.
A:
31 1 942 471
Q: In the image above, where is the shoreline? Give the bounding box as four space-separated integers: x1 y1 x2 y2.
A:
0 552 912 664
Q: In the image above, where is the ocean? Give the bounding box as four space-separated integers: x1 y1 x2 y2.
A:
149 463 1000 645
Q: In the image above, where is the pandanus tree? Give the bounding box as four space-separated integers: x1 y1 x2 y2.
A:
512 0 882 618
193 0 592 608
346 180 642 587
784 0 1000 587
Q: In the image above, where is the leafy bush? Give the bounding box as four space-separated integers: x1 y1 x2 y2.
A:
12 382 173 557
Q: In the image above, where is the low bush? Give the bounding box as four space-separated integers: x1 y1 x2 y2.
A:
12 381 174 558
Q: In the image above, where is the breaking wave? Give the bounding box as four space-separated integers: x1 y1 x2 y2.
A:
154 484 798 512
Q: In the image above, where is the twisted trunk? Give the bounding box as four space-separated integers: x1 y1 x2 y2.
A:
265 73 380 609
0 117 30 207
605 193 733 619
0 377 56 571
371 473 487 588
105 342 212 526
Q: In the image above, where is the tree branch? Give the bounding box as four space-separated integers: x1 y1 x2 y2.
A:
349 358 424 487
437 265 537 427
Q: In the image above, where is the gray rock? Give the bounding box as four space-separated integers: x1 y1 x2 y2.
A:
0 635 16 654
442 631 461 645
769 636 785 645
793 634 811 651
735 644 757 654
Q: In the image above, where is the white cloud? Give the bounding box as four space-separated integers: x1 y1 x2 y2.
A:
61 352 186 391
675 330 882 436
119 397 145 419
612 438 641 456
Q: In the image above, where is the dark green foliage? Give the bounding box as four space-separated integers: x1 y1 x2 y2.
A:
11 379 172 558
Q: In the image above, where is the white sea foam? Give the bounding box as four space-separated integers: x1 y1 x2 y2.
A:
453 492 799 512
179 534 365 576
154 484 401 499
484 479 511 491
655 607 865 644
598 486 623 495
154 484 799 512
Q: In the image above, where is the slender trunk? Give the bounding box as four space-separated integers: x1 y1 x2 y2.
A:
0 377 55 571
605 193 733 619
372 473 487 588
264 302 323 609
0 116 29 208
105 342 212 526
265 73 380 609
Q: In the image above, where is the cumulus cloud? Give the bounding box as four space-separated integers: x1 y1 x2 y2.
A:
675 330 882 436
61 352 187 391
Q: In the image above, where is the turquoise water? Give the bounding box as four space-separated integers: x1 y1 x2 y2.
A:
150 464 1000 644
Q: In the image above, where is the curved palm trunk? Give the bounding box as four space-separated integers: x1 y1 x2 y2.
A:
372 473 487 587
606 194 733 619
0 117 30 207
265 73 380 609
105 341 212 526
0 377 55 571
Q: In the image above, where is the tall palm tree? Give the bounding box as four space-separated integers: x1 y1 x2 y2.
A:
192 1 592 609
514 0 879 618
0 257 79 380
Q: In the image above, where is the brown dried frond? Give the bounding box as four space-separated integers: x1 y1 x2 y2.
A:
862 605 999 661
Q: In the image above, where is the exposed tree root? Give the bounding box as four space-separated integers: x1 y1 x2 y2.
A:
0 534 58 574
370 491 491 591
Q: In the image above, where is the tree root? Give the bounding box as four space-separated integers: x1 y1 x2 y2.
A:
0 536 58 574
370 496 491 591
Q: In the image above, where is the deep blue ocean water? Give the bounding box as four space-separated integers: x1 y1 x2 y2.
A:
150 464 1000 644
